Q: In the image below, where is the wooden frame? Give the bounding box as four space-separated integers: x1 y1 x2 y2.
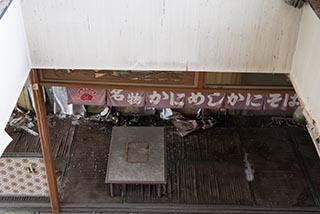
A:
30 68 295 213
39 69 200 89
30 70 59 213
37 69 294 94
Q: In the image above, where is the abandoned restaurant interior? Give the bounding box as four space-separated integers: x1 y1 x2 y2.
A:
1 0 320 213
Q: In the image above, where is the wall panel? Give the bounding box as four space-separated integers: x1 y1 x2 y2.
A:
21 0 301 73
291 4 320 154
0 0 30 154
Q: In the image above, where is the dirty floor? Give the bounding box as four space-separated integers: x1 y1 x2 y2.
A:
2 116 320 213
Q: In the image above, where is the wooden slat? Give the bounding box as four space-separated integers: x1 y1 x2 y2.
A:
29 70 60 213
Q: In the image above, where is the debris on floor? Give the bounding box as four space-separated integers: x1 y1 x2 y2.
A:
161 108 218 137
171 117 199 137
8 108 38 136
160 108 174 120
243 152 254 182
4 113 320 209
100 106 110 117
52 86 86 116
265 116 305 128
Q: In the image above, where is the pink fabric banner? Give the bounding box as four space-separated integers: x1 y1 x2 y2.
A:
185 92 206 108
224 93 264 110
107 89 145 107
281 94 300 111
67 88 299 111
204 93 226 110
67 88 106 106
146 91 185 109
184 92 226 109
264 93 285 110
264 93 300 111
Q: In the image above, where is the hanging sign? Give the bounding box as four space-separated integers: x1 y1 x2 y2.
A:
67 88 300 111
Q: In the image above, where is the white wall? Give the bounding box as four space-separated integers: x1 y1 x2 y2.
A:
0 0 30 154
291 4 320 154
21 0 301 73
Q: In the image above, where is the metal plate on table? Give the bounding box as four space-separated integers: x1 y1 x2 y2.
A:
105 127 166 184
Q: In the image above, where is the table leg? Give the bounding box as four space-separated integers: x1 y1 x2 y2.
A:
157 184 161 197
121 184 126 197
110 183 114 197
162 184 166 195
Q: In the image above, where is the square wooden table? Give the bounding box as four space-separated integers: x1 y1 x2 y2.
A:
105 127 166 197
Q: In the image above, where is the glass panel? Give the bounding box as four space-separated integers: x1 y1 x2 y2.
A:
205 72 292 87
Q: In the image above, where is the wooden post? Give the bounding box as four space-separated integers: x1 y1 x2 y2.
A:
197 72 205 90
30 70 60 213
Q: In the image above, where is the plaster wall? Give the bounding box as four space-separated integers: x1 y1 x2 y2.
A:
291 4 320 154
0 0 30 154
21 0 301 73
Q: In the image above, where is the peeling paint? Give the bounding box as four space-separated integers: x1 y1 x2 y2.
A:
291 4 320 156
20 0 302 72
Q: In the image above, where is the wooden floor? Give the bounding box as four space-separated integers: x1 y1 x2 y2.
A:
2 115 320 213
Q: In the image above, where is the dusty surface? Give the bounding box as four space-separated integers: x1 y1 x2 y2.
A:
2 115 320 210
106 127 165 184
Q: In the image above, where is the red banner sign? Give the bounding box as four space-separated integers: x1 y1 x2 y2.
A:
67 88 300 111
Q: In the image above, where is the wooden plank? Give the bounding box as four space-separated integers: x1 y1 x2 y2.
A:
29 69 59 213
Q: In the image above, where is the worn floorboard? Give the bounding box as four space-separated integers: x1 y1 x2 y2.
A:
2 116 320 213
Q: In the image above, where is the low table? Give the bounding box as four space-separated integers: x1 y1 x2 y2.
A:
105 127 166 197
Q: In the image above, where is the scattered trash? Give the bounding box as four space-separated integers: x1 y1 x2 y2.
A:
196 108 202 119
100 106 110 117
172 118 199 137
244 152 254 182
26 122 35 129
56 114 67 119
111 115 119 124
163 108 218 136
17 126 39 136
53 86 86 116
109 111 120 124
196 109 217 130
9 102 219 138
266 116 303 128
9 116 25 127
144 107 156 115
8 109 38 136
71 120 80 126
170 111 200 137
127 116 139 126
160 108 173 120
199 117 217 130
99 107 121 124
87 114 102 122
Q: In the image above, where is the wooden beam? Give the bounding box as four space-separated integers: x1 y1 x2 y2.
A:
30 69 60 213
